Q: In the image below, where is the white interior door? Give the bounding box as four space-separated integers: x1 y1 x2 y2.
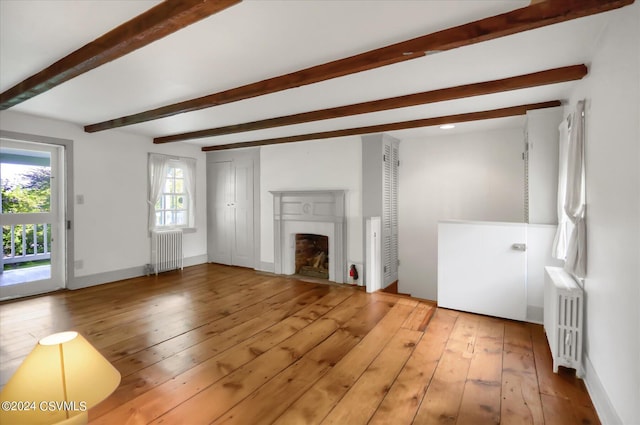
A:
207 161 232 264
438 221 527 321
207 158 254 268
1 140 66 300
231 158 254 268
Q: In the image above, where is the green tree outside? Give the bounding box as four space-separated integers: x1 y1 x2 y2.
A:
2 166 51 267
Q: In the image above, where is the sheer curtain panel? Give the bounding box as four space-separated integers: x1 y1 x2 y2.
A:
181 157 196 229
563 100 587 278
552 115 571 259
148 153 170 231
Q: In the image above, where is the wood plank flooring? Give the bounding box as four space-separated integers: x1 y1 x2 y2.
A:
0 263 599 424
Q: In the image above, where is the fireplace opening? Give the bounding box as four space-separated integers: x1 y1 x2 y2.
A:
295 234 329 279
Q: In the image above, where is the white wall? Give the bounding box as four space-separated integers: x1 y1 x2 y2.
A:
527 106 563 224
565 3 639 424
260 137 362 272
0 110 208 286
398 127 525 300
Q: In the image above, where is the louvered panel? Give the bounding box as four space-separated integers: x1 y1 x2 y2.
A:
391 144 399 228
383 235 392 281
382 138 399 285
390 144 399 278
382 142 392 230
390 233 398 276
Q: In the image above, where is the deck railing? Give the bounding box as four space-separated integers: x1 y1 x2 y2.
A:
2 223 52 265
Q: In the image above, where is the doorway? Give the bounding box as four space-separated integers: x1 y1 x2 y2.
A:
1 139 66 299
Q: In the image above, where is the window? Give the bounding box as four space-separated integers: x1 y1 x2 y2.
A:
155 164 188 227
148 153 195 231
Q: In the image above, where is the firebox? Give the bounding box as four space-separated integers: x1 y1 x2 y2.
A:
295 234 329 279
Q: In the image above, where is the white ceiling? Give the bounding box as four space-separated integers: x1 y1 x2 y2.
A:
0 1 614 147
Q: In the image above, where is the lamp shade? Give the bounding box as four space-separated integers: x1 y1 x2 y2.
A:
0 331 121 425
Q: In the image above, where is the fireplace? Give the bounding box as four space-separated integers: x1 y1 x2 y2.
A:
271 190 346 283
295 234 329 279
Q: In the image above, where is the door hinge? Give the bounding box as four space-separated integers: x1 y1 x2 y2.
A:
383 154 387 162
67 220 71 230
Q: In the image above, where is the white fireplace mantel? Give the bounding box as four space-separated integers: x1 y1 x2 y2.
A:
271 190 346 283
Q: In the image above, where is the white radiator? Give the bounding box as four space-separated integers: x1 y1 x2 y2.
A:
544 266 584 377
151 230 183 274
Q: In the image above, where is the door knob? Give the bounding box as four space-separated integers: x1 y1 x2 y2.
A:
511 243 527 251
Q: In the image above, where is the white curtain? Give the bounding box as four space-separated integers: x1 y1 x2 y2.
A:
552 115 571 259
148 153 169 231
180 157 197 228
563 100 587 277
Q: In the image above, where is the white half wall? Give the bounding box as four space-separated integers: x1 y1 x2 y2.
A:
398 127 525 300
260 137 362 274
565 3 639 424
0 110 208 287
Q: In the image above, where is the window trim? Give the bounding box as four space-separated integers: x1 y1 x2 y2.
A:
148 153 196 232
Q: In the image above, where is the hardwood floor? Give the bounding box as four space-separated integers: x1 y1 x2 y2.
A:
0 263 599 424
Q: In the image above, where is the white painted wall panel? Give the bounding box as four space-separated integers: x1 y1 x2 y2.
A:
398 127 525 300
565 3 640 423
0 110 208 282
527 106 563 224
260 137 362 271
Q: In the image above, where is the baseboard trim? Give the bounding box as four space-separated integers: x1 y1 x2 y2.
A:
258 261 275 273
526 305 544 324
69 266 144 290
184 254 208 268
584 354 622 425
69 255 208 290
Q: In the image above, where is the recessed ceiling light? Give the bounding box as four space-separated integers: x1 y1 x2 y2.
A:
439 124 456 130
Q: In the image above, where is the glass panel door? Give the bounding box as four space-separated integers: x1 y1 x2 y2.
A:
0 139 65 299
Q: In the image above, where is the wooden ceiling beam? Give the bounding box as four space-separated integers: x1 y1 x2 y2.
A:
201 100 562 151
86 0 631 133
0 0 241 110
155 65 586 143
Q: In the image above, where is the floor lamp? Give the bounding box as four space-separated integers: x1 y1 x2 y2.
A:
0 331 121 424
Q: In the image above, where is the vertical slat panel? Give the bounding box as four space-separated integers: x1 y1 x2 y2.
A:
151 230 183 274
382 143 392 284
571 298 576 359
166 232 171 271
43 224 49 255
33 224 38 255
21 225 27 257
10 225 16 258
162 232 166 271
164 232 169 271
545 267 584 376
152 231 157 274
576 295 582 362
167 232 171 270
172 232 177 270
